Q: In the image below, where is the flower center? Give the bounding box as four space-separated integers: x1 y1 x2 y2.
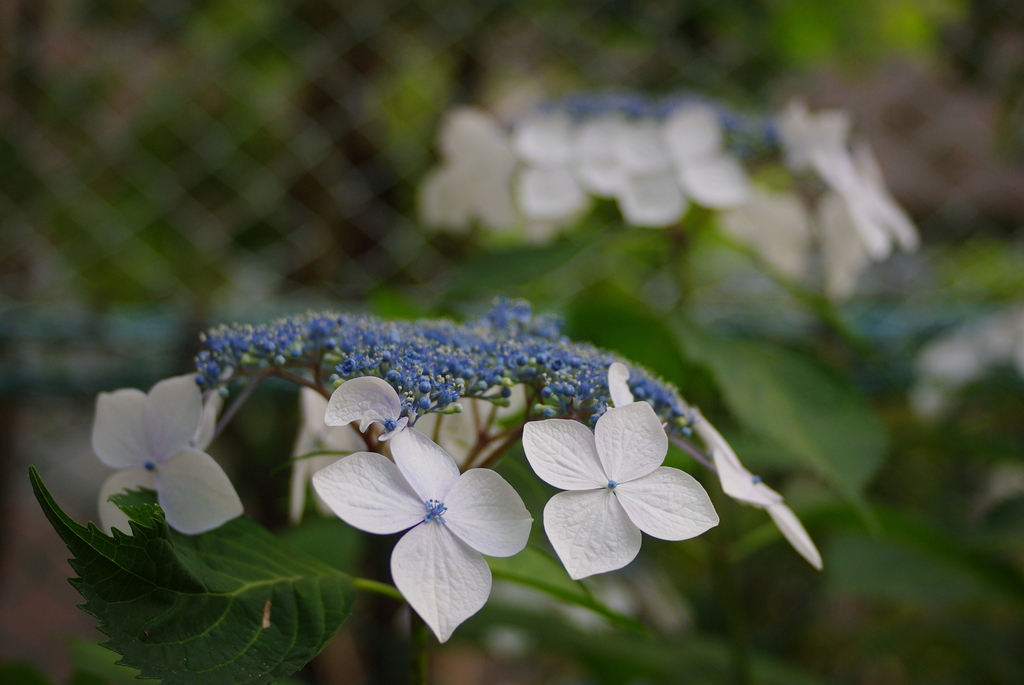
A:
751 475 761 484
383 418 398 432
423 499 447 523
607 480 618 490
144 460 156 471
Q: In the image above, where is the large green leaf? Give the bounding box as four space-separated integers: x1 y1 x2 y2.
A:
30 467 353 685
672 320 887 499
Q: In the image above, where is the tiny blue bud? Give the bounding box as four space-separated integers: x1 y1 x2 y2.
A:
541 387 552 398
500 387 511 398
418 396 431 410
752 475 762 484
273 355 286 366
144 461 156 471
418 381 431 394
384 418 398 432
607 480 618 489
543 407 555 418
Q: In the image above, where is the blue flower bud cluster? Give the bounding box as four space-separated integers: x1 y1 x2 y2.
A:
195 298 695 434
535 91 779 161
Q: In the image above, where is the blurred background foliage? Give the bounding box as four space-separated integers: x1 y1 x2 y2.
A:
2 0 1024 684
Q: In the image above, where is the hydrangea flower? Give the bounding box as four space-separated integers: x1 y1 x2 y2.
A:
691 412 822 570
289 387 364 523
719 189 812 280
609 362 821 570
419 107 518 232
312 428 533 641
523 401 718 579
513 112 589 225
777 100 918 298
93 375 243 535
662 104 750 210
325 376 410 441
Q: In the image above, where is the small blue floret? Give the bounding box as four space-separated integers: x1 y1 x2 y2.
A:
423 499 447 523
607 480 618 489
383 418 398 432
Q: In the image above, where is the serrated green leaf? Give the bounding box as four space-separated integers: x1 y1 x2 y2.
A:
30 467 353 685
671 320 887 500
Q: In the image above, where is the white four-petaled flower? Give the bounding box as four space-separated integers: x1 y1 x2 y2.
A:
691 411 823 570
523 401 719 580
312 427 533 642
325 376 409 440
607 362 821 570
93 375 243 535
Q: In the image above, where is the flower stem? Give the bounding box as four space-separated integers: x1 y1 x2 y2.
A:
352 577 404 601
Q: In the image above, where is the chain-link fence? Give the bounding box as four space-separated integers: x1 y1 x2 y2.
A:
2 0 1024 681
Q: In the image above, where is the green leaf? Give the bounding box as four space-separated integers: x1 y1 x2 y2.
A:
444 240 586 298
672 320 887 500
30 467 353 685
488 546 646 633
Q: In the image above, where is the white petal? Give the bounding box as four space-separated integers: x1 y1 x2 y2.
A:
312 451 425 534
719 190 811 280
614 120 673 175
144 375 203 463
444 469 532 557
97 468 156 534
812 149 892 261
776 99 851 171
766 503 822 570
325 377 402 429
692 412 782 508
616 174 686 227
572 115 629 196
594 403 667 484
663 105 722 163
192 390 222 451
391 522 492 642
516 167 588 221
614 467 719 541
389 428 461 502
512 113 573 167
289 454 342 524
678 155 749 209
522 418 607 490
543 489 642 580
92 388 148 468
606 362 634 408
156 449 243 534
817 190 871 301
419 168 473 232
852 142 919 252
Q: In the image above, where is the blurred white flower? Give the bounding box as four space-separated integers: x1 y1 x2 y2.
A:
313 427 532 642
612 119 686 227
513 112 589 226
523 402 718 580
663 104 750 210
573 114 630 197
420 107 518 232
719 189 812 280
910 307 1024 419
289 388 364 523
94 375 243 535
777 100 919 298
